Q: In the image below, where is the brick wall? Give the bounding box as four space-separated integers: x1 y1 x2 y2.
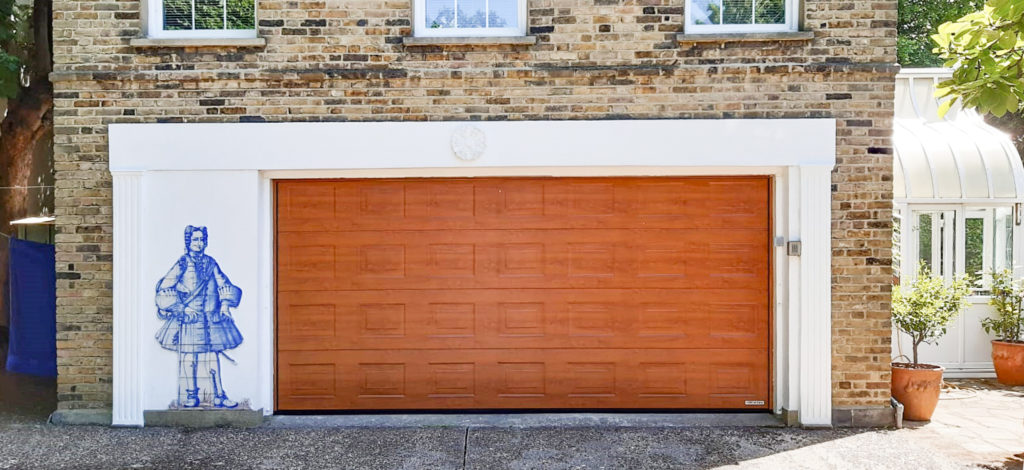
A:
51 0 896 412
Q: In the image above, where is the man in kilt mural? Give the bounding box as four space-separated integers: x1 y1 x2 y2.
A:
154 225 243 408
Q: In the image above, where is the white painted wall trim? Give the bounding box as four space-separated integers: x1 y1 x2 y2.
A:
108 119 836 426
109 120 836 172
784 166 802 416
796 166 834 427
112 171 144 427
258 175 274 416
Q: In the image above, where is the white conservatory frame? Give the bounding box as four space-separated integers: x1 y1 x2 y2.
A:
893 68 1024 377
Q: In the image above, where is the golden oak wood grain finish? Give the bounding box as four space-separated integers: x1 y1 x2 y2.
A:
276 177 771 410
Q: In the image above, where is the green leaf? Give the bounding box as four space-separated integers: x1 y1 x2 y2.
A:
0 54 22 100
937 97 956 117
1005 92 1020 114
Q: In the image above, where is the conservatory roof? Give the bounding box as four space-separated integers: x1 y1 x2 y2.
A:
894 68 1024 203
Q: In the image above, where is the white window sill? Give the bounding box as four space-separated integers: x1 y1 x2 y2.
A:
402 36 537 46
676 31 814 46
130 37 267 48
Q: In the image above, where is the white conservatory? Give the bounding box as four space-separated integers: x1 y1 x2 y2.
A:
893 68 1024 377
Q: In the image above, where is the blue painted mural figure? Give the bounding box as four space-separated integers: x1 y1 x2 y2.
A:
154 225 243 408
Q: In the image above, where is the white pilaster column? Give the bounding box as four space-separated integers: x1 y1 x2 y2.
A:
798 165 834 426
258 174 274 415
785 167 802 414
112 171 144 427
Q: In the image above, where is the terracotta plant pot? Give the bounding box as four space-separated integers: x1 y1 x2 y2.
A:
991 340 1024 386
891 363 944 421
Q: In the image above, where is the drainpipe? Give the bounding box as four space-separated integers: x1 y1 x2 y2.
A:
891 397 904 429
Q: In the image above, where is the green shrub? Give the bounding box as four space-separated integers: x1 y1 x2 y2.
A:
984 269 1024 342
893 264 971 365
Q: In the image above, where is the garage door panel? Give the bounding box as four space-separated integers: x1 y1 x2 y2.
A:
277 349 768 410
276 176 771 412
277 229 768 291
277 178 769 232
277 289 768 350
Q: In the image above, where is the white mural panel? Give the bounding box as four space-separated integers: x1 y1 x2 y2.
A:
141 171 262 412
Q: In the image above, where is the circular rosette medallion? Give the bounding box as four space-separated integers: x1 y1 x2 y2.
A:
451 124 487 161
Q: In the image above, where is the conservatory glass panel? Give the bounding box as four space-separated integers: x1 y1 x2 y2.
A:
893 209 902 285
912 210 956 280
966 207 1014 293
994 207 1014 272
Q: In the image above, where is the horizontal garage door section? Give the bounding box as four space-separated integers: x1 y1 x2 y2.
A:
276 177 771 411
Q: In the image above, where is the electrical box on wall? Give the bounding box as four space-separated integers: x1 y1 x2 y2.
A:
787 241 802 256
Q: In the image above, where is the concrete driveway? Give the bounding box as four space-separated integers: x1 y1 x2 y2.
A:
1 369 1021 469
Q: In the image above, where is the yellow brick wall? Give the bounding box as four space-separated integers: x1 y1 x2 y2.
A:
51 0 896 412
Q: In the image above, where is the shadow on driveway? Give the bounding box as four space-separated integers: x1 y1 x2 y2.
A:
0 366 56 425
0 372 1018 469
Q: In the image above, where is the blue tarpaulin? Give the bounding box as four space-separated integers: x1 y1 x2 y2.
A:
5 238 56 377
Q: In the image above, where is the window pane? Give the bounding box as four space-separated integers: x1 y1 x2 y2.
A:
993 206 1013 271
227 0 255 29
692 0 722 25
893 210 902 285
966 207 1014 293
966 217 984 278
195 0 225 30
754 0 784 24
164 0 193 30
722 0 753 24
912 210 956 279
426 0 457 28
917 212 934 273
458 0 487 28
489 0 517 28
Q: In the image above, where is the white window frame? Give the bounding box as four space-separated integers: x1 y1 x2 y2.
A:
684 0 798 34
900 203 1020 294
413 0 527 37
145 0 258 39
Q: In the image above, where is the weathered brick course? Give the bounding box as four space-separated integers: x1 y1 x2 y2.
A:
53 0 896 413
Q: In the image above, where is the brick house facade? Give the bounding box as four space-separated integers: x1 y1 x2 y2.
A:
51 0 896 426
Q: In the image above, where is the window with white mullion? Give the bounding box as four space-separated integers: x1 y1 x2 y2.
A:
149 0 256 38
907 205 1017 293
686 0 795 33
415 0 526 37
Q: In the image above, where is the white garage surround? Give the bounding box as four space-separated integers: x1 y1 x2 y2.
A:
108 119 836 427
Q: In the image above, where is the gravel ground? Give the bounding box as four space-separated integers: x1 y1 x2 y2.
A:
0 422 1003 470
1 369 1018 470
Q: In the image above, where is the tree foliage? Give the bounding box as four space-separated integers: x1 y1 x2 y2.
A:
984 270 1024 341
0 0 32 99
892 264 971 365
898 0 983 66
933 0 1024 117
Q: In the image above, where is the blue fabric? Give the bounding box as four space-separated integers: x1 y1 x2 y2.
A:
6 238 57 377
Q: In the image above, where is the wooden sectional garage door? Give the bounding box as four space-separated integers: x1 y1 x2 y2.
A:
276 177 771 411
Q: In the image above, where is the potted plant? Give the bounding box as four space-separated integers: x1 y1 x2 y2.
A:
984 270 1024 386
891 265 971 421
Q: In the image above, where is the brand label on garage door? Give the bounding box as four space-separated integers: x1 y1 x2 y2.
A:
745 400 766 406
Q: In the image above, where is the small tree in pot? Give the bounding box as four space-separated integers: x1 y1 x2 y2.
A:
984 270 1024 385
892 264 971 420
